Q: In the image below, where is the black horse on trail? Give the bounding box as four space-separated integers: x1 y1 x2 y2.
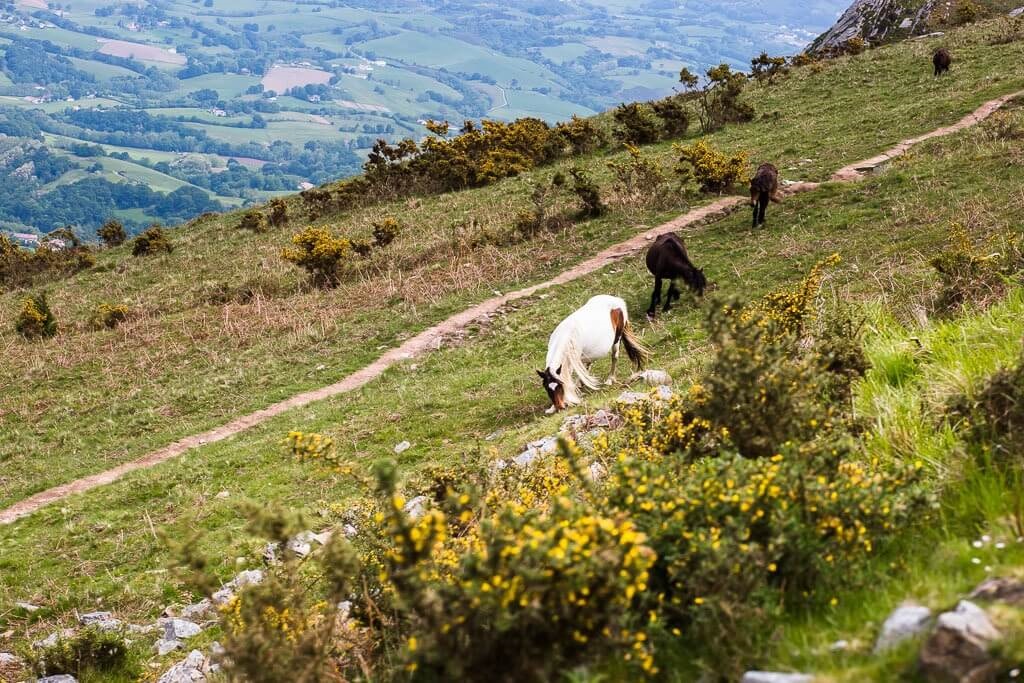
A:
750 162 781 228
645 232 706 319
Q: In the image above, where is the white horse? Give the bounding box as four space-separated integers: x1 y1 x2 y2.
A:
537 295 650 413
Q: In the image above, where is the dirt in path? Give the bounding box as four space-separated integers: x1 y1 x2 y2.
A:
2 91 1020 526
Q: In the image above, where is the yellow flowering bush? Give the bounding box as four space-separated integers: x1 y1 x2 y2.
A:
929 224 1022 315
281 226 352 288
15 293 57 340
131 225 173 256
607 144 671 208
675 138 749 193
89 303 129 330
238 209 269 233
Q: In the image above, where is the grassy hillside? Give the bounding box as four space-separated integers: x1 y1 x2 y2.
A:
2 14 1024 682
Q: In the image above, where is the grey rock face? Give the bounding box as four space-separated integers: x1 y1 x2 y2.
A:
157 649 211 683
158 617 202 639
809 0 938 53
969 577 1024 605
875 603 932 653
919 600 1001 682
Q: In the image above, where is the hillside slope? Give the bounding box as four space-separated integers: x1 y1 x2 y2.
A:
2 15 1024 682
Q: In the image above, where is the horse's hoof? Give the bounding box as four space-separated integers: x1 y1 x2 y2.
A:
545 406 556 415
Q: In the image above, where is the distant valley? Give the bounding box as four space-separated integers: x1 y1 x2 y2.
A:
0 0 848 238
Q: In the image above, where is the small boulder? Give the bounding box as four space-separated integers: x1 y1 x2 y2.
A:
615 390 648 406
33 629 76 650
1010 7 1024 17
969 577 1024 605
180 599 213 621
16 602 40 613
919 600 1001 682
394 440 411 454
38 676 78 683
157 649 211 683
512 436 559 468
629 369 673 386
741 673 814 683
403 495 430 520
0 653 21 666
875 603 932 653
158 618 202 640
156 637 184 656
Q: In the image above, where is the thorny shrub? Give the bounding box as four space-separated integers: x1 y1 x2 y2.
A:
680 64 755 134
238 209 270 233
281 226 351 288
950 345 1024 459
569 167 606 218
200 257 924 681
30 627 131 679
371 216 401 249
612 102 662 146
675 138 749 193
96 219 126 247
0 235 94 289
268 198 289 228
131 225 173 256
929 224 1023 315
90 302 130 330
512 180 571 240
607 145 671 209
554 115 608 155
750 52 789 84
15 293 57 340
649 95 691 138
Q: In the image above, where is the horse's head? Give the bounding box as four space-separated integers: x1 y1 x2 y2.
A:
689 267 708 297
536 366 566 412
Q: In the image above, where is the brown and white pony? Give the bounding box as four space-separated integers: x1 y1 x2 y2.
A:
645 232 706 319
750 162 781 228
538 295 649 413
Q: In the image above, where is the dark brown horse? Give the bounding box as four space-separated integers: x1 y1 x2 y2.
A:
750 162 780 228
645 232 706 319
933 48 952 77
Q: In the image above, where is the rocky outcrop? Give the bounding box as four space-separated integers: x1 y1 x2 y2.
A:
918 600 1001 681
808 0 938 53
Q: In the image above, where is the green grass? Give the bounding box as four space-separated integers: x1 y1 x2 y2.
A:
3 18 1024 674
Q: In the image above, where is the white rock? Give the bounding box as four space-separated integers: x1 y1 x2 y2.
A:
286 532 314 558
616 390 648 405
214 491 230 499
629 369 672 386
38 676 78 683
394 440 411 454
180 600 213 621
741 673 814 683
157 649 210 683
342 524 358 538
587 462 607 481
403 495 430 520
920 600 1001 681
158 618 202 639
1010 6 1024 17
16 602 40 612
654 385 675 402
829 639 850 652
0 652 21 666
874 603 932 653
935 600 1000 642
33 629 75 649
156 637 184 656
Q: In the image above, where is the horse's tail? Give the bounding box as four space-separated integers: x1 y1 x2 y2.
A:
620 321 650 371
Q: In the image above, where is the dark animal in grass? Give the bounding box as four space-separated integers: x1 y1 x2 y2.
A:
645 232 707 319
749 162 781 228
933 48 952 77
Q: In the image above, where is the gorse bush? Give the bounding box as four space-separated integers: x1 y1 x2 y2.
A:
675 138 749 193
650 95 691 138
268 198 289 228
281 226 351 288
131 225 173 256
607 144 671 209
511 181 570 240
0 235 95 289
680 64 755 133
371 216 400 248
15 293 57 340
929 224 1022 315
30 627 130 678
750 52 789 84
951 346 1024 459
554 115 608 155
96 219 126 247
90 303 130 330
569 167 605 218
612 102 662 146
238 209 269 233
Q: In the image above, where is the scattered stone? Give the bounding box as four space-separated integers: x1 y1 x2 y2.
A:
156 637 184 656
829 639 850 653
919 601 1001 682
180 599 213 621
875 603 932 653
969 577 1024 605
403 495 430 520
215 491 230 499
0 653 20 666
262 542 279 565
158 618 202 640
587 462 607 481
512 435 559 467
16 602 40 612
394 440 411 454
286 532 314 558
157 649 212 683
655 385 674 402
38 676 78 683
33 629 76 649
484 429 504 441
79 611 113 625
342 523 358 538
615 390 648 406
740 672 814 683
1010 6 1024 17
212 569 264 605
629 369 673 386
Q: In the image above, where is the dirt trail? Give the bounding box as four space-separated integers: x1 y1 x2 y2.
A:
2 90 1021 526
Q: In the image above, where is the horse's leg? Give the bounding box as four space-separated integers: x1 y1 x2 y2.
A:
647 277 663 319
758 195 769 226
606 340 620 385
752 196 760 229
664 280 680 313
